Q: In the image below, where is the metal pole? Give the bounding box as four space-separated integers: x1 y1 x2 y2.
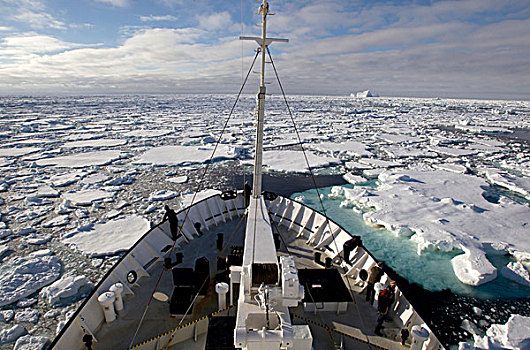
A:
252 0 268 198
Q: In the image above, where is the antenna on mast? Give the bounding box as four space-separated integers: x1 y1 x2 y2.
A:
240 0 287 198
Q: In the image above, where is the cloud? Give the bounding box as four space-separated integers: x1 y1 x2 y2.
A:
197 11 232 30
94 0 129 7
139 15 177 22
0 0 528 99
2 0 66 30
0 26 14 31
12 10 66 30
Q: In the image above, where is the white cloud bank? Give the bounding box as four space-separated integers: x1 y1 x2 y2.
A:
0 0 528 99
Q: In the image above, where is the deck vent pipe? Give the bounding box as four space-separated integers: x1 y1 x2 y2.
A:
110 283 124 313
98 291 116 323
215 282 229 309
410 325 430 350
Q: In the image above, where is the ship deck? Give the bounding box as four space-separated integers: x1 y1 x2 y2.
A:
94 213 408 350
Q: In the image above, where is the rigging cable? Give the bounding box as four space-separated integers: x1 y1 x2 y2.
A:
266 47 375 349
127 51 260 350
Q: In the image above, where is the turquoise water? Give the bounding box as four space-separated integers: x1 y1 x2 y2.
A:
291 184 530 299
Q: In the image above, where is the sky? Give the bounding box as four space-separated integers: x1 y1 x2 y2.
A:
0 0 529 100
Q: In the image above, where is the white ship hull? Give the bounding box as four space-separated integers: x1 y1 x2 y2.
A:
50 191 443 350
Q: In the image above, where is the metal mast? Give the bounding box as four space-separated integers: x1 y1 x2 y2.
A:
252 0 268 198
241 0 287 198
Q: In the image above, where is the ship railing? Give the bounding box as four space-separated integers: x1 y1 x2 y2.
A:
266 195 444 350
51 192 245 350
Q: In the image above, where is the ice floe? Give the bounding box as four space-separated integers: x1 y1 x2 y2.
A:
468 314 530 350
500 262 530 287
40 274 93 305
62 189 115 206
13 334 49 350
260 150 340 174
62 215 150 256
62 139 126 148
0 324 26 345
135 145 241 166
36 150 124 168
336 168 530 286
0 255 61 307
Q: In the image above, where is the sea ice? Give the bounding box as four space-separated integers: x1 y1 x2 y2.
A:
13 334 49 350
343 173 366 185
40 274 93 305
500 262 530 287
49 171 88 187
451 248 497 286
24 233 52 245
484 169 530 200
36 185 60 198
62 189 115 206
62 215 150 256
149 190 178 201
62 139 127 148
167 175 188 184
180 189 222 208
0 310 14 322
123 129 172 138
0 325 26 345
471 314 530 350
14 308 40 324
336 167 530 286
80 173 111 185
309 141 373 158
0 147 41 157
260 150 340 174
134 145 241 166
36 150 124 168
0 255 61 307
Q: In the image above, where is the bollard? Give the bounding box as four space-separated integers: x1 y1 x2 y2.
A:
215 282 229 309
325 257 332 268
110 283 124 313
410 325 430 350
98 291 116 324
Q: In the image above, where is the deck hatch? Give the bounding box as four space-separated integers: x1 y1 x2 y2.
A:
298 268 352 303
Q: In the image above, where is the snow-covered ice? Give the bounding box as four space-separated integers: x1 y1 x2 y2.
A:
334 168 530 286
40 274 93 305
501 262 530 287
0 255 61 307
62 139 126 148
470 314 530 350
149 190 178 201
0 325 26 345
260 150 340 174
0 95 528 347
62 215 150 256
62 189 115 206
135 145 241 166
13 335 49 350
36 150 124 168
